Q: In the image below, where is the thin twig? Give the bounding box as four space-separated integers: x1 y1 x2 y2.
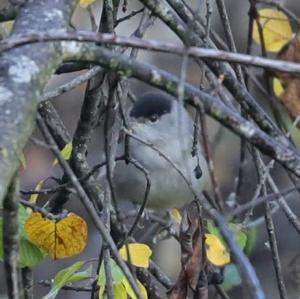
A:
255 151 288 299
39 280 93 292
198 105 224 211
127 158 151 237
215 0 244 83
140 0 281 137
229 184 300 219
103 246 114 299
1 32 300 74
148 261 173 289
21 267 33 299
257 0 300 27
3 174 23 299
43 66 102 101
115 8 144 26
202 194 265 299
19 199 64 220
61 43 300 179
36 114 143 299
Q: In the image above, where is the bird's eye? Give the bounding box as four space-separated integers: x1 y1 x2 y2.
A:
149 114 159 122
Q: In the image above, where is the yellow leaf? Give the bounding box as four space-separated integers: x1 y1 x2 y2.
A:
113 283 127 299
20 153 27 169
119 243 152 268
0 148 8 159
98 283 105 299
273 78 284 97
53 143 73 166
2 21 14 34
205 233 230 266
170 208 182 224
122 278 148 299
252 9 293 52
29 180 44 205
79 0 97 8
25 212 88 259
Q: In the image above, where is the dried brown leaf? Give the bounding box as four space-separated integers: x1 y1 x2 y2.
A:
168 202 207 299
276 34 300 125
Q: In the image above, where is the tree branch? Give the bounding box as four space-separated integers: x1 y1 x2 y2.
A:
61 43 300 178
0 0 77 204
2 31 300 74
36 114 143 299
3 174 23 299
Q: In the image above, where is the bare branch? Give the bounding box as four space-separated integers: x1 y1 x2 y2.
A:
3 174 23 299
202 196 265 299
61 43 300 178
0 0 77 204
1 31 300 74
36 114 143 299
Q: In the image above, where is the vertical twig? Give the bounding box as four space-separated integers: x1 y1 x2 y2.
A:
214 0 248 204
36 114 143 299
203 192 265 299
264 200 289 299
102 89 118 299
215 0 244 83
127 158 151 237
215 285 231 299
136 268 162 299
103 244 115 299
198 105 224 211
3 174 23 299
148 260 173 289
255 152 288 299
21 267 33 299
90 250 103 299
204 0 213 44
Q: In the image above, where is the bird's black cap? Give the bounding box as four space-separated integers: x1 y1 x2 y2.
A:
130 93 172 119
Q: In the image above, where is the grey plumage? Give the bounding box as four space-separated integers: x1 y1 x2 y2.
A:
114 93 208 210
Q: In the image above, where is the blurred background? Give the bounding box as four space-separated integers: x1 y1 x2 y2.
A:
1 0 300 298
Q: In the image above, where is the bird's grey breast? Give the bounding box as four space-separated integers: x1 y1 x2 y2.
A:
114 139 205 209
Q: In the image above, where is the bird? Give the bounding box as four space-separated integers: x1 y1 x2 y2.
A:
114 92 208 210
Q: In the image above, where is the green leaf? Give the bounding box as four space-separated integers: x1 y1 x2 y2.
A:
19 238 46 267
53 261 86 286
53 143 73 166
0 205 45 268
207 220 220 237
98 259 125 288
98 259 148 299
207 221 247 250
244 228 257 255
64 265 92 284
111 260 127 284
229 223 247 250
43 261 92 299
221 264 242 290
19 204 30 232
